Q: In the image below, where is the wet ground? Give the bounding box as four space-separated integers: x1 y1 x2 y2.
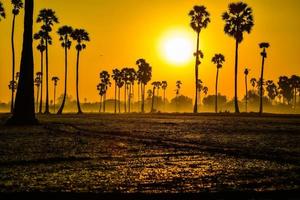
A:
0 113 299 195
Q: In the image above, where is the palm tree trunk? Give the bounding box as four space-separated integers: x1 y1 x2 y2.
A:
124 85 127 113
151 87 155 113
76 49 82 114
36 86 40 113
193 32 200 113
7 0 37 125
57 45 68 114
53 85 56 113
118 87 121 113
259 56 265 114
103 94 106 113
245 75 248 112
164 89 166 112
128 85 131 113
234 40 240 113
39 50 43 114
141 84 145 113
99 96 102 113
215 68 219 113
11 14 16 113
114 82 117 113
138 83 140 112
44 38 50 114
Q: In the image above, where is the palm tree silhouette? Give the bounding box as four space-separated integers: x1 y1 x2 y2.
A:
250 78 257 90
71 28 90 114
33 30 46 114
189 5 210 114
197 79 203 108
175 80 182 112
8 80 17 104
266 80 278 104
136 59 152 113
0 1 5 21
10 0 23 113
161 81 168 111
222 2 254 113
259 42 270 114
51 76 59 113
7 0 37 125
151 82 158 113
290 75 300 110
100 70 111 113
36 9 59 114
212 54 225 113
244 68 249 112
57 25 73 114
112 69 121 113
34 72 42 112
114 69 124 113
97 82 106 112
127 68 136 113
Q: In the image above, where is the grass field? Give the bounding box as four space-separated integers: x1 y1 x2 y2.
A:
0 113 299 195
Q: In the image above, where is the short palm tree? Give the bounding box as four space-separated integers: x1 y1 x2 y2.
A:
197 79 203 108
71 28 90 114
250 78 257 90
57 25 73 114
97 82 106 112
34 72 42 112
189 5 210 114
259 42 270 114
175 81 182 112
244 68 249 112
151 82 158 113
222 2 254 113
0 1 5 21
33 30 46 113
161 81 168 111
10 0 23 113
36 8 59 114
212 53 225 113
51 76 59 113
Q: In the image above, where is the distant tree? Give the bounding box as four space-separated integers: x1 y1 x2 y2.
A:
170 95 193 112
151 81 161 112
175 81 182 111
222 2 254 113
7 0 37 125
51 76 59 113
265 80 278 104
250 78 257 90
161 81 168 111
57 25 73 114
0 1 5 21
197 79 203 107
97 82 106 113
34 72 42 112
203 94 227 110
278 76 293 105
212 53 225 113
33 30 46 113
71 28 90 114
8 80 17 105
244 68 249 112
99 70 111 113
10 0 23 113
189 5 210 113
36 8 59 114
290 75 300 110
259 42 270 114
136 59 152 113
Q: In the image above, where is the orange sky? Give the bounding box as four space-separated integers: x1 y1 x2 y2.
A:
0 0 299 103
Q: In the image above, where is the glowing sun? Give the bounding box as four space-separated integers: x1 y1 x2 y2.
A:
160 30 194 65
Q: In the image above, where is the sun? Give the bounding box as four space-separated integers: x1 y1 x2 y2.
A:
160 29 194 65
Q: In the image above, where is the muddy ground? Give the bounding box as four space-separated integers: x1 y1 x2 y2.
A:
0 113 299 196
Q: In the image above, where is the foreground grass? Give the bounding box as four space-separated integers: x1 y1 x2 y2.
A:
0 113 299 194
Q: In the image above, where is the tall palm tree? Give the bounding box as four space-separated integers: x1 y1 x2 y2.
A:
136 59 152 113
161 81 168 111
259 42 270 114
212 53 225 113
114 70 124 113
71 28 90 114
189 5 210 113
57 25 73 114
0 1 5 21
33 30 46 113
51 76 59 113
7 0 37 125
34 72 42 112
127 68 136 113
10 0 23 113
36 9 59 114
112 69 121 113
222 2 254 113
100 70 111 113
244 68 249 112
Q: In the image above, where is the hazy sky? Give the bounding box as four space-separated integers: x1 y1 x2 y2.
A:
0 0 299 103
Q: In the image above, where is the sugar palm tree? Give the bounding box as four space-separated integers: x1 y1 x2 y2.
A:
244 68 249 112
33 30 46 113
222 2 254 113
161 81 168 111
71 28 90 114
8 80 17 104
151 82 158 113
51 76 59 113
212 53 225 113
0 1 5 21
259 42 270 114
36 8 59 114
114 70 124 113
57 25 73 114
197 79 203 108
175 80 182 112
97 82 106 112
112 69 122 113
100 70 111 113
10 0 23 113
7 0 37 125
127 68 136 113
136 59 152 113
290 75 300 110
250 78 257 90
34 72 42 112
189 5 210 113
